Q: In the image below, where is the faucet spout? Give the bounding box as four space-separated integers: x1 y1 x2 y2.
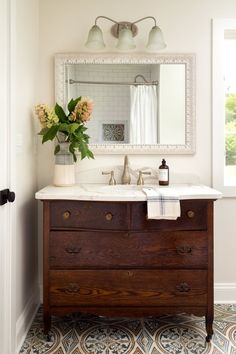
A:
121 155 131 184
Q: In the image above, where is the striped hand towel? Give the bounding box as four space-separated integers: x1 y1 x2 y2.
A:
142 187 181 220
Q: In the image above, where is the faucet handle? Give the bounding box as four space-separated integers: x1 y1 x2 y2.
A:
137 171 151 185
102 171 116 185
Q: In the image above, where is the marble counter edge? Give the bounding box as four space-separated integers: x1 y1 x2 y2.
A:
35 184 223 201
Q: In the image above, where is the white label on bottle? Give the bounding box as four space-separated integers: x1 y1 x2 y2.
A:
158 169 168 182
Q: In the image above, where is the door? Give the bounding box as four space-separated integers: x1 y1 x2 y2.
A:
0 0 16 352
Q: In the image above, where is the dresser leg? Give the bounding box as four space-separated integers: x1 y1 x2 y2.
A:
205 314 213 342
43 312 51 338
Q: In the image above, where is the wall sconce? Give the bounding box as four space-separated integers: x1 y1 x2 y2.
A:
85 16 166 52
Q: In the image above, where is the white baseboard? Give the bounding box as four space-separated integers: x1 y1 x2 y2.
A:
16 286 40 354
214 283 236 303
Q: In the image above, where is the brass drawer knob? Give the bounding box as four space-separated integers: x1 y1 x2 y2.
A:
176 282 191 292
187 210 195 218
105 212 113 221
63 211 71 220
176 246 192 255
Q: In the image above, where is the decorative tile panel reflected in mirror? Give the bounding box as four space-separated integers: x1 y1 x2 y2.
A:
55 53 195 154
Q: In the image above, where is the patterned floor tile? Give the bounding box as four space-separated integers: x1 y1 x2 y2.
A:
136 328 153 353
80 325 135 354
19 305 236 354
155 324 210 354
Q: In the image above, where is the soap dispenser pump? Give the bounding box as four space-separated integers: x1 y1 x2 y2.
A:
158 159 169 185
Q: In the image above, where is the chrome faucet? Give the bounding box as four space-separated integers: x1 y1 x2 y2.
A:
121 155 131 184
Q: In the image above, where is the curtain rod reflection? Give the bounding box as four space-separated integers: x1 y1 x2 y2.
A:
68 74 159 86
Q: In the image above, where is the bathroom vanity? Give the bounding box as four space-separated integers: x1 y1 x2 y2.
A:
36 184 221 342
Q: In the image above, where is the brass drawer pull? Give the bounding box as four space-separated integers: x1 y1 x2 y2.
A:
105 212 113 221
176 282 191 292
127 271 133 277
187 210 195 218
63 211 71 220
176 246 192 255
61 283 80 294
65 247 81 255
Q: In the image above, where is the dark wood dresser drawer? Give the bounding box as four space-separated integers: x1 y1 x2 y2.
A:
131 200 208 231
50 201 129 230
49 230 208 269
49 269 207 307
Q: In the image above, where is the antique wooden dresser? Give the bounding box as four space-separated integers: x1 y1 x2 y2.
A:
36 184 222 342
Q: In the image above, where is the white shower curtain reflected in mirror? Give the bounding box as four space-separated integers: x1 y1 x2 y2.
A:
129 85 158 144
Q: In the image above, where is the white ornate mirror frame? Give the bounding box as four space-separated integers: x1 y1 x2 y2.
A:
55 53 195 154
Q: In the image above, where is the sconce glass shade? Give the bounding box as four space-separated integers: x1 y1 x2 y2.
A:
116 27 136 51
146 26 166 51
85 25 105 50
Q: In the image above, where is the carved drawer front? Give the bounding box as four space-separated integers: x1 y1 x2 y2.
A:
49 230 208 269
50 201 129 230
131 200 209 231
49 270 207 307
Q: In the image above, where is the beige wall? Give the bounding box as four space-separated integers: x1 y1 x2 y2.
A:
15 0 39 348
38 0 236 301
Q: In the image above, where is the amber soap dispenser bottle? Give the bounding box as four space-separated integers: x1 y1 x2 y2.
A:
158 159 169 185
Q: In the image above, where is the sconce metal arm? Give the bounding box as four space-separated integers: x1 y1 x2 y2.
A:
95 16 119 26
95 15 157 27
132 16 157 27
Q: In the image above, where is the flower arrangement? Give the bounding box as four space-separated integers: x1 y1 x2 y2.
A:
35 96 94 162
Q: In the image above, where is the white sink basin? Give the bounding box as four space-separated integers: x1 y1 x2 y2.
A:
98 184 144 192
83 183 147 199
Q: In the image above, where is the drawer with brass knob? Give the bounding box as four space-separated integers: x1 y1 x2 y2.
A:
50 200 129 230
49 269 207 307
131 200 208 231
49 230 208 269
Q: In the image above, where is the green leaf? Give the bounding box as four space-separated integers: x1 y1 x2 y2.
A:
68 143 77 162
42 125 59 143
68 123 80 133
54 144 60 155
67 97 81 113
58 123 70 133
78 141 87 160
38 127 49 135
83 133 90 143
69 143 75 155
55 103 67 122
80 125 87 132
58 123 80 135
87 149 94 159
72 152 77 162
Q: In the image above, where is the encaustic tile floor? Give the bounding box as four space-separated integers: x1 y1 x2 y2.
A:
19 305 236 354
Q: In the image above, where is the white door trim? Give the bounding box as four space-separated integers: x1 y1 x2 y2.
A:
212 18 236 196
0 0 17 352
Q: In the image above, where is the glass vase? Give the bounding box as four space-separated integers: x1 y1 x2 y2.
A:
53 142 75 186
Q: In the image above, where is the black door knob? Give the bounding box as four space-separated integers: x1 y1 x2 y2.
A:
0 189 16 205
8 191 15 203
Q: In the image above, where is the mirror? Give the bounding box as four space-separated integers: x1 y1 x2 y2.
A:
55 53 195 154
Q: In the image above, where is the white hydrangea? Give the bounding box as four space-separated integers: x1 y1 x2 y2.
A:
35 104 59 128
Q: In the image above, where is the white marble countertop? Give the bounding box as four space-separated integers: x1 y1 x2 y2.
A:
35 184 222 202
